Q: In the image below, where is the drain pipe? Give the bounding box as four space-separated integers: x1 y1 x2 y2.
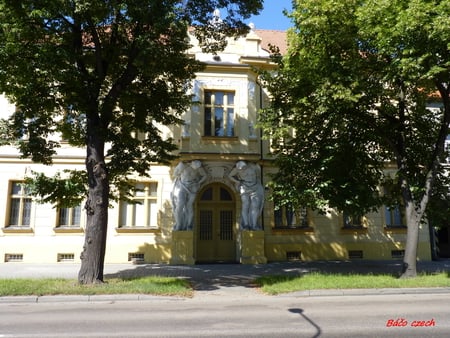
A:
258 80 265 230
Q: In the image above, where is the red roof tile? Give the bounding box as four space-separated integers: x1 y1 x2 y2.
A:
254 29 288 55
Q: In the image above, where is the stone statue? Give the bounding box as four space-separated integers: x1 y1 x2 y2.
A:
228 161 264 230
171 160 207 231
210 9 223 26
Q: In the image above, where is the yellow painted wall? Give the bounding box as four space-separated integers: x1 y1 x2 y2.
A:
0 28 434 266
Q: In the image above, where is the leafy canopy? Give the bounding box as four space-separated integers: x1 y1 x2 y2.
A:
260 0 450 217
0 0 263 205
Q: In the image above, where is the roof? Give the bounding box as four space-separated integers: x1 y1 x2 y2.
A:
254 29 288 55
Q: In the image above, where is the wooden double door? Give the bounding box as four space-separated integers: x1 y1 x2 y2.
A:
196 184 237 263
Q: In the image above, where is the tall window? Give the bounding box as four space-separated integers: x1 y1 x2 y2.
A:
57 205 82 227
119 182 158 228
343 212 364 228
383 185 405 227
274 204 309 228
204 90 235 137
385 205 405 227
444 135 450 163
7 182 32 227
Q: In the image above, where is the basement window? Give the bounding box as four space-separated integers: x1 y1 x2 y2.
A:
128 252 145 263
286 251 302 261
348 250 363 259
57 253 75 262
5 253 23 262
391 250 405 259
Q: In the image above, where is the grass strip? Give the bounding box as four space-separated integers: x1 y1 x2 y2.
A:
255 272 450 295
0 276 193 297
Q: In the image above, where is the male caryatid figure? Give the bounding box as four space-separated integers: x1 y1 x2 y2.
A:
228 161 264 230
171 160 207 231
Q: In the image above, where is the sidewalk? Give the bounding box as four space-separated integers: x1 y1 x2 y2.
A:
0 260 449 302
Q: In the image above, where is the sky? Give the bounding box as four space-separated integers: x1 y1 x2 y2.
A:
247 0 293 31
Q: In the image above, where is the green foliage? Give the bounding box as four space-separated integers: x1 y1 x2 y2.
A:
256 272 450 295
0 0 263 204
260 0 450 219
24 170 87 208
426 167 450 228
0 276 192 297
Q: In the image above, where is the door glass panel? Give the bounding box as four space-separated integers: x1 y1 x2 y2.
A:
220 210 233 240
199 210 213 240
200 188 213 201
220 188 232 201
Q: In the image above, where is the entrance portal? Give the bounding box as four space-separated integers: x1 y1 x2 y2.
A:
196 183 237 263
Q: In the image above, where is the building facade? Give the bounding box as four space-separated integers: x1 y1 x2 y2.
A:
0 28 432 265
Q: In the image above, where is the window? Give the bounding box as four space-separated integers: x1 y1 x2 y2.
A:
119 182 158 228
57 253 75 262
128 252 144 262
5 253 24 262
57 205 82 227
274 204 309 228
204 90 235 137
383 185 405 228
391 250 405 259
7 182 32 227
385 205 405 227
444 135 450 163
286 251 301 261
343 212 364 228
348 250 364 259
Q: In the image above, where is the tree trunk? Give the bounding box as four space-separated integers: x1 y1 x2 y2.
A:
78 132 109 284
400 202 420 278
399 162 434 279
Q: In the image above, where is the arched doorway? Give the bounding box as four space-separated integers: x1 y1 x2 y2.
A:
195 183 237 263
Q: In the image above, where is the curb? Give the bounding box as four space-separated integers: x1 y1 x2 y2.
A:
1 287 449 304
280 287 450 297
0 294 185 305
0 294 184 304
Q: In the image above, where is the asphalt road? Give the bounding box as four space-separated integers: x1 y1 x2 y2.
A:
0 292 449 337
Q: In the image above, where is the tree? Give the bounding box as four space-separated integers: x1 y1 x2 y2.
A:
0 0 262 284
259 0 450 277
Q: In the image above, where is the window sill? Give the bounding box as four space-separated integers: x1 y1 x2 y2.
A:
272 226 314 234
116 227 160 234
384 226 407 234
340 227 368 234
2 227 34 234
54 227 84 234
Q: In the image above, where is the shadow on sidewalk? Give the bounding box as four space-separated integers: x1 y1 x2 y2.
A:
104 260 450 292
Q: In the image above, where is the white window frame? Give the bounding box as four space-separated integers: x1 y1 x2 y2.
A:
6 181 33 228
274 204 310 228
384 205 405 227
57 204 83 228
342 212 365 228
119 182 158 228
204 90 235 137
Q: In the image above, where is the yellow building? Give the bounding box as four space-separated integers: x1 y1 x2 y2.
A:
0 27 431 265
